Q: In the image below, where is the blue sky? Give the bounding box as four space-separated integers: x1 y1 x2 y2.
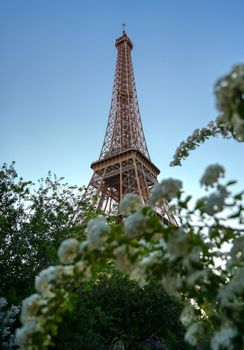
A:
1 0 243 198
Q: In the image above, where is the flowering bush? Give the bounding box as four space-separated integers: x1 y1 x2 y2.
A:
16 164 243 349
0 162 99 306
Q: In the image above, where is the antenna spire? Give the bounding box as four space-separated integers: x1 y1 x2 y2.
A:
122 23 126 34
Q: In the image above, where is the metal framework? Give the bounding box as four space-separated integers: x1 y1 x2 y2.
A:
84 30 177 225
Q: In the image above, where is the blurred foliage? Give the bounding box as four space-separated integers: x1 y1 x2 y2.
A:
55 270 192 350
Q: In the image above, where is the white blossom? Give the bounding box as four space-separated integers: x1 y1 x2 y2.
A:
205 193 225 215
75 261 91 280
124 211 147 238
180 304 195 327
87 217 109 250
16 320 40 348
35 266 56 295
35 265 74 296
79 240 89 256
218 268 244 306
215 64 244 142
233 112 244 141
211 326 237 350
230 236 244 264
20 294 44 323
200 164 225 188
130 251 163 286
58 238 79 264
114 245 134 273
119 193 143 216
150 178 182 204
166 228 189 261
140 250 162 268
184 321 204 346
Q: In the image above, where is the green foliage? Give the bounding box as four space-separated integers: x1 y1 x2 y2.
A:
0 162 96 304
0 297 20 349
55 270 191 349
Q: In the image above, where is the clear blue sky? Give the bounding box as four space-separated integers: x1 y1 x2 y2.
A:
1 0 243 198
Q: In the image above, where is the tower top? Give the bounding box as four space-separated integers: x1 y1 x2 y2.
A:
99 27 148 160
115 27 133 50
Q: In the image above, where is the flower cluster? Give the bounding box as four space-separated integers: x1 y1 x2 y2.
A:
200 164 225 188
215 64 244 141
198 185 228 216
15 239 92 349
58 238 79 264
170 125 218 167
86 217 109 250
119 193 143 216
124 211 148 238
150 178 182 203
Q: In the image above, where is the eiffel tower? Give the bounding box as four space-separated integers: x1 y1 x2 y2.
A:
84 28 177 225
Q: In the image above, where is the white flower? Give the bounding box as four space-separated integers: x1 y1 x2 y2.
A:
166 228 189 261
198 184 228 215
230 236 244 263
200 164 225 188
58 238 79 264
180 304 195 327
129 265 145 286
87 217 109 250
204 192 225 215
215 65 244 142
75 260 91 280
16 320 40 347
219 268 244 306
211 326 237 350
233 113 244 141
62 265 74 277
130 251 163 286
79 240 89 255
150 178 182 204
20 294 44 323
140 250 162 268
114 245 133 273
35 266 56 295
124 211 147 238
184 321 204 346
119 193 143 216
35 265 74 295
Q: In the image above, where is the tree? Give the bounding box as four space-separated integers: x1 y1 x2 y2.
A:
0 162 96 305
55 270 192 349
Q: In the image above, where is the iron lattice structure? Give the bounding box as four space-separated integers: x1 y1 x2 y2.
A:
84 31 177 225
